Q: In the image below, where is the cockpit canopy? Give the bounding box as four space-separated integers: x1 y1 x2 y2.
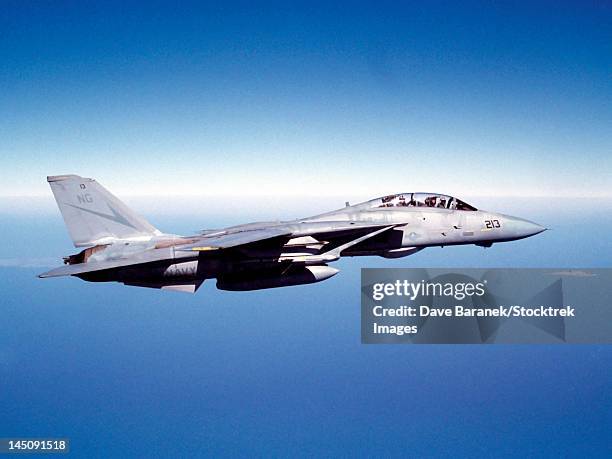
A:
376 193 477 211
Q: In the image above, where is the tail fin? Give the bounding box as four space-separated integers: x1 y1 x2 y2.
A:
47 174 161 247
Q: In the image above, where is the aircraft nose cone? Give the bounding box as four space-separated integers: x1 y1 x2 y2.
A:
509 217 547 239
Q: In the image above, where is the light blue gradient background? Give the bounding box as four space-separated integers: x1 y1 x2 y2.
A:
1 2 610 197
1 2 611 457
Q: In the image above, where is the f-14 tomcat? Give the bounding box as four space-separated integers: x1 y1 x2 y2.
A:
40 175 546 293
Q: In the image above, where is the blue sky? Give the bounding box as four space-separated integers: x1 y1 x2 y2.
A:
1 1 610 198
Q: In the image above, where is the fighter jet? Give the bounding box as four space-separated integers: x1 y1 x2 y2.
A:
39 175 546 293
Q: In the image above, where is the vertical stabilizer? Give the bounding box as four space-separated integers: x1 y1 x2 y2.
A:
47 174 161 247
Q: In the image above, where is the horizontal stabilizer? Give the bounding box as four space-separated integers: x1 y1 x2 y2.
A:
38 248 169 278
